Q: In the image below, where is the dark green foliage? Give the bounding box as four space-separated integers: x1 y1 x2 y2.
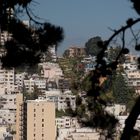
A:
0 0 64 68
131 0 140 15
79 98 118 137
112 73 134 105
23 85 43 100
56 109 66 117
135 44 140 51
106 46 125 63
85 36 103 56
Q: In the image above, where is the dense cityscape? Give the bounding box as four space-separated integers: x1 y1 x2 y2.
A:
0 29 140 139
1 0 140 140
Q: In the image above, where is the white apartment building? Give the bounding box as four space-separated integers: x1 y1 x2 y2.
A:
123 63 138 71
0 94 17 110
117 115 140 131
57 128 100 140
15 73 26 90
24 77 46 93
56 117 80 129
40 62 63 80
0 68 25 93
0 68 16 93
0 126 14 140
0 94 17 125
124 54 138 63
0 31 12 46
123 69 140 94
105 104 126 116
0 110 16 125
48 45 57 62
45 91 76 111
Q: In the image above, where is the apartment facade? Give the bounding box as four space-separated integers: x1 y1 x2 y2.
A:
45 93 76 111
64 47 86 58
23 78 46 93
16 95 56 140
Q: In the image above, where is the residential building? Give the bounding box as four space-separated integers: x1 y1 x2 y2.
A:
0 68 16 93
58 78 71 91
23 78 46 93
57 128 100 140
0 94 17 110
0 94 17 125
15 73 26 91
56 116 80 129
16 95 56 140
0 126 14 140
0 31 12 46
45 90 76 111
124 54 138 63
40 62 63 80
63 47 86 58
0 110 16 125
105 104 126 116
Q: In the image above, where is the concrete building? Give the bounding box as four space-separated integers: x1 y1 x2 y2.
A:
0 68 15 93
0 31 12 46
0 126 14 140
40 62 63 80
16 94 56 140
0 94 17 125
63 47 86 58
0 68 21 94
48 45 57 62
44 91 76 111
56 117 80 129
105 104 126 116
23 78 46 93
15 73 26 91
0 94 17 110
124 54 138 64
0 110 16 125
57 128 100 140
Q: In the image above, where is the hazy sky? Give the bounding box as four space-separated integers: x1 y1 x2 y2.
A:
31 0 138 55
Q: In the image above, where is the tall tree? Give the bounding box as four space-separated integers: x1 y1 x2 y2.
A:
0 0 64 68
81 1 140 139
106 46 125 64
85 36 103 56
112 73 134 105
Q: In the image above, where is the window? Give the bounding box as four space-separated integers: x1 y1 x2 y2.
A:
42 119 44 122
42 124 44 127
42 109 44 112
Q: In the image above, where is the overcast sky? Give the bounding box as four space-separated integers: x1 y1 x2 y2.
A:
30 0 139 55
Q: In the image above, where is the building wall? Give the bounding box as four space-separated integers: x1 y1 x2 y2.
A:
105 104 126 116
26 100 56 140
16 94 23 140
0 110 16 124
24 78 46 92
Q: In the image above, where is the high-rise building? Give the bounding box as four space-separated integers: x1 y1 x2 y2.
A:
16 94 56 140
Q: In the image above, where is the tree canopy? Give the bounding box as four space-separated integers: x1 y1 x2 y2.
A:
0 0 64 67
81 1 140 139
85 36 103 56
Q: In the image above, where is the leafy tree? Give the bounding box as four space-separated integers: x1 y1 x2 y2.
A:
106 46 125 63
0 0 64 68
80 1 140 139
23 85 43 100
85 36 103 56
112 73 134 105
